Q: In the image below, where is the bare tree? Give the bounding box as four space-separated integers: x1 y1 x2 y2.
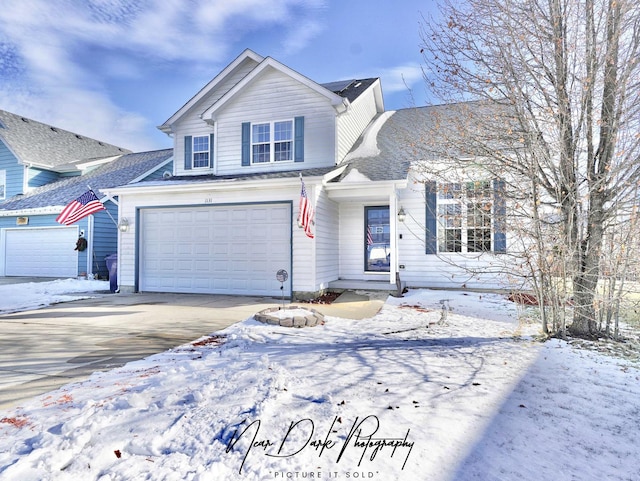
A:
419 0 640 336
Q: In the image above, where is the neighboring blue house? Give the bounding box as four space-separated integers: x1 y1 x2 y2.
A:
0 109 173 279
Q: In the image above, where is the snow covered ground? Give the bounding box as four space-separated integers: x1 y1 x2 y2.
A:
0 281 638 481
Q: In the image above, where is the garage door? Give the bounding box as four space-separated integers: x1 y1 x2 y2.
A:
5 227 79 277
139 203 291 296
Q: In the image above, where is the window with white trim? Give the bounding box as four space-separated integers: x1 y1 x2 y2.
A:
437 181 493 253
251 120 294 164
192 135 210 168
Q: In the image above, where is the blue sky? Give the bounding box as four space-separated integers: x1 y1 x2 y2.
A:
0 0 436 152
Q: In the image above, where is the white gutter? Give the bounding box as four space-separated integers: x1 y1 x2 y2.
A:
0 206 64 217
103 175 325 197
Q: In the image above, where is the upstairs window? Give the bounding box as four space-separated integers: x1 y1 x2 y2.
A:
0 170 5 200
251 120 294 164
192 135 210 168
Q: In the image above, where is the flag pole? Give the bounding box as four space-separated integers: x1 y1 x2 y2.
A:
88 184 118 228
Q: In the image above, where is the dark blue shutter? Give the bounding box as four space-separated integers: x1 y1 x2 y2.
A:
294 116 304 163
209 133 215 168
184 135 192 170
425 181 437 254
241 122 250 166
493 179 506 253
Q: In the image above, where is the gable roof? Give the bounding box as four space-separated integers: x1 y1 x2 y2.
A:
0 109 130 170
0 149 172 212
159 49 379 132
200 55 349 121
159 48 264 132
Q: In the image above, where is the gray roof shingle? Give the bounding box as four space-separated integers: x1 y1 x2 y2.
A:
0 109 130 169
336 102 514 183
0 149 172 210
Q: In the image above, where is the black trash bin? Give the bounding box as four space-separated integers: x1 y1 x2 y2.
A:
105 254 118 293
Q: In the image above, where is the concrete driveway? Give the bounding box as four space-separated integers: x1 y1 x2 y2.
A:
0 290 384 410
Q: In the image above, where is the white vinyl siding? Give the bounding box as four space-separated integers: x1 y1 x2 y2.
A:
214 69 336 176
336 82 382 162
394 171 510 289
116 182 326 295
172 59 259 176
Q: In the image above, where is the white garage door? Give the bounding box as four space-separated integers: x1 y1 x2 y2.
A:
139 203 291 296
5 227 78 277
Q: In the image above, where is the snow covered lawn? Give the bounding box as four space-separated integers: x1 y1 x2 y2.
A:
0 285 638 481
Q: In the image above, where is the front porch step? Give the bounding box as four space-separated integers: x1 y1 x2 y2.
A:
328 279 405 292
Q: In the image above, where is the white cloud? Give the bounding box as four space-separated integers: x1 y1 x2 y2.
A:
379 62 424 94
0 0 328 150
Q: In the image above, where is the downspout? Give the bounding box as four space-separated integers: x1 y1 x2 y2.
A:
389 191 398 285
87 214 94 278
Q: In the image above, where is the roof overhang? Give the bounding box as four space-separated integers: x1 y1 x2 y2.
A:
104 174 327 197
324 179 408 202
158 49 265 134
0 206 64 217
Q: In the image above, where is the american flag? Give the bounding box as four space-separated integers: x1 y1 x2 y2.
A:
367 226 374 245
298 177 315 239
56 190 106 226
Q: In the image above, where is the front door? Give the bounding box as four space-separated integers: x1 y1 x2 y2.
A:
364 206 390 272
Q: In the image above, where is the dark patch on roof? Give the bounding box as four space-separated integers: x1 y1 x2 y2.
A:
321 78 377 103
0 149 172 210
0 109 131 169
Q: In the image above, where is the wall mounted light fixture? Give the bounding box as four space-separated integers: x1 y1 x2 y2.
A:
118 217 129 233
397 207 406 223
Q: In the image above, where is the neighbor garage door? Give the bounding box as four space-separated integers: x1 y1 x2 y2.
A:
5 227 79 277
139 203 291 296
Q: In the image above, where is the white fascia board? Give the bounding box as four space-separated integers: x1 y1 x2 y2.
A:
104 175 325 197
157 49 264 133
324 179 408 201
0 206 64 216
201 57 347 122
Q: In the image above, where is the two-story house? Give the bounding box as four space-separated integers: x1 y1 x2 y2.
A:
107 49 511 299
0 110 173 279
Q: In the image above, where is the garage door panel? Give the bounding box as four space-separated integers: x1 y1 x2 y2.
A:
5 227 78 277
140 204 291 296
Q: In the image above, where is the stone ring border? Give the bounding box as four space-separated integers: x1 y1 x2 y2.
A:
254 306 325 328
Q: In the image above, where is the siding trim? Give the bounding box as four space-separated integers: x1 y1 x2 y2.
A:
184 135 192 170
425 181 438 255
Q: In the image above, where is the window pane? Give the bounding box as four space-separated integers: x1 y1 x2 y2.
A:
252 123 270 143
193 152 209 168
252 144 270 163
468 228 491 252
274 141 292 161
365 206 390 272
192 136 209 168
445 229 462 252
193 136 209 152
274 121 292 141
439 183 462 199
